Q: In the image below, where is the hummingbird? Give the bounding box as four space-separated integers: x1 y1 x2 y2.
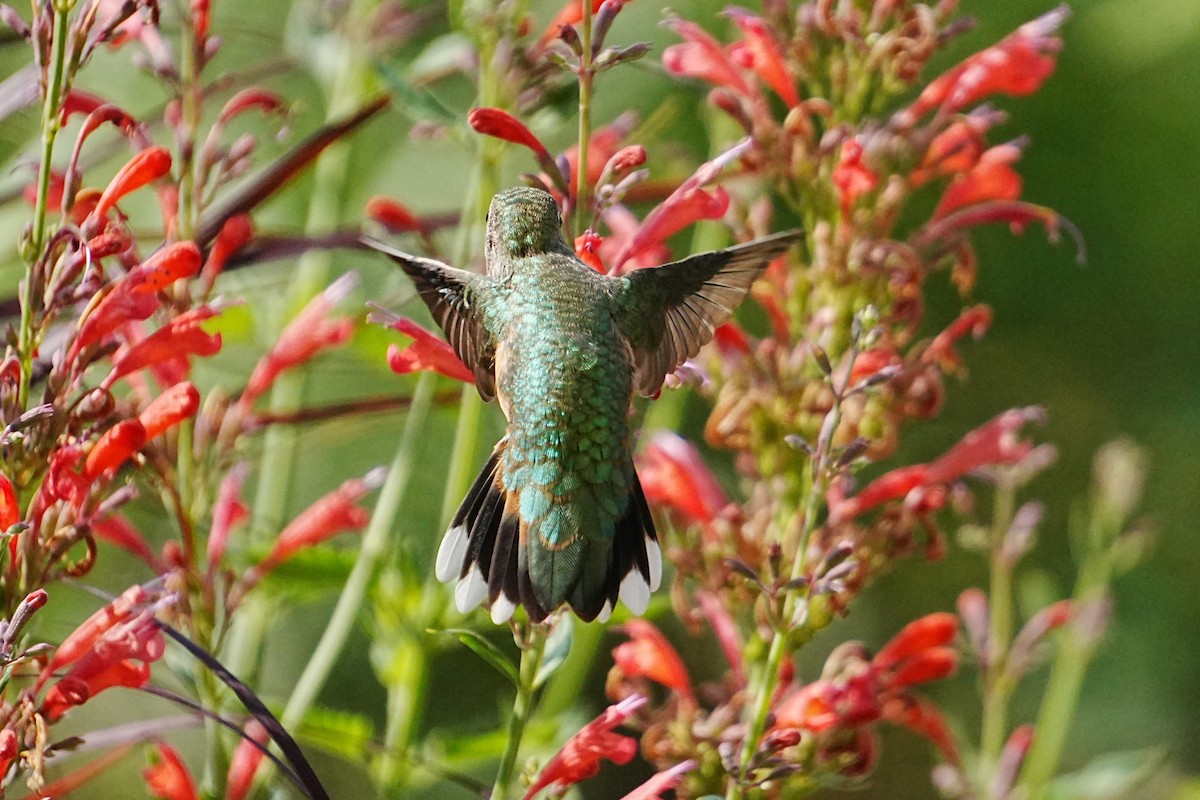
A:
365 186 800 623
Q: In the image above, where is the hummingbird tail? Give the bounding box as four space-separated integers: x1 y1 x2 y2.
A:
435 440 663 624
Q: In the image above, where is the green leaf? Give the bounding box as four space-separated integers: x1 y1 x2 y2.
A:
374 62 459 125
533 616 573 690
440 627 518 686
257 547 358 598
1046 748 1168 800
297 706 376 761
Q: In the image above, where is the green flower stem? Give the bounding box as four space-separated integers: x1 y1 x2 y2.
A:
573 0 595 237
1020 522 1116 797
20 0 74 408
283 373 437 734
981 478 1018 773
493 624 549 800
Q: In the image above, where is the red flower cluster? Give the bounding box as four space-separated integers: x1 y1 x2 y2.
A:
524 695 646 799
773 613 961 769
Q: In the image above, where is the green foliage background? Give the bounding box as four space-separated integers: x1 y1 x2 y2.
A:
0 0 1196 797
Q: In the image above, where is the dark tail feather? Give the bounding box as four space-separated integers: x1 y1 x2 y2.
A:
588 470 661 623
436 444 661 624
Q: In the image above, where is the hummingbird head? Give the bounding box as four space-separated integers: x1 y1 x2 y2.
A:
485 187 570 274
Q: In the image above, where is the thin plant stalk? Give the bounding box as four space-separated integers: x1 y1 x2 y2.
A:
981 479 1018 771
282 373 438 732
493 624 549 800
20 1 74 408
573 0 595 237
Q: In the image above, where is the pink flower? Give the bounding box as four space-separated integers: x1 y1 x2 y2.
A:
906 6 1068 119
383 317 475 384
662 17 752 98
725 7 799 106
523 695 646 799
242 275 356 406
0 473 17 530
92 514 162 570
637 432 729 526
619 760 696 800
612 620 695 702
200 215 254 290
207 464 249 569
575 230 606 272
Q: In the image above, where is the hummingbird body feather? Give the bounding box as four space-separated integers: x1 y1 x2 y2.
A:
365 186 800 623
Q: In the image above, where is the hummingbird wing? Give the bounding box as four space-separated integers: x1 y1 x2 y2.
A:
616 230 802 396
362 237 498 401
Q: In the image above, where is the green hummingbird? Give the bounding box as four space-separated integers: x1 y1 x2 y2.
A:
365 186 799 623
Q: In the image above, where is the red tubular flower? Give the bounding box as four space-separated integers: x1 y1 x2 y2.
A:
217 88 285 125
139 381 201 440
365 196 425 233
143 741 198 800
103 307 223 389
725 7 799 106
575 230 605 272
523 695 646 800
923 406 1044 484
0 473 17 530
833 138 879 218
257 471 381 574
0 729 17 775
906 6 1068 119
829 407 1043 522
83 419 147 480
933 142 1024 219
87 145 173 228
637 431 729 526
242 275 355 406
92 514 162 569
226 721 269 800
880 695 960 764
713 321 752 357
41 609 165 720
201 214 254 290
923 305 992 371
872 613 958 673
44 585 151 677
384 318 475 384
126 242 203 295
468 107 552 162
662 17 753 97
538 0 604 45
207 464 249 569
23 170 65 209
562 116 634 190
70 283 159 364
614 139 747 270
619 760 696 800
613 620 695 702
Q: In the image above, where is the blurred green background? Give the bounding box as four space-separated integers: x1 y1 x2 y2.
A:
0 0 1197 797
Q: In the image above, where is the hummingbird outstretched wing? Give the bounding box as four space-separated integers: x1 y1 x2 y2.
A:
362 237 498 400
616 230 802 396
